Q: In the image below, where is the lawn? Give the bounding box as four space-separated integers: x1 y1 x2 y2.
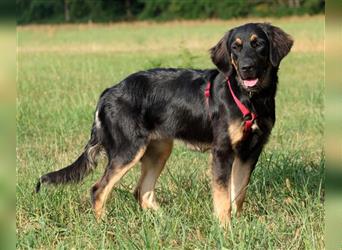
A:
17 15 324 249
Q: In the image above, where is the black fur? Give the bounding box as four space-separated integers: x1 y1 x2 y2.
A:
36 126 101 192
36 23 293 219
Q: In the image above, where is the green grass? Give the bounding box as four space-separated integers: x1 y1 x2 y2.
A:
17 16 324 249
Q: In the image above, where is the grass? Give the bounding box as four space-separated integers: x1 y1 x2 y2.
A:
17 15 324 249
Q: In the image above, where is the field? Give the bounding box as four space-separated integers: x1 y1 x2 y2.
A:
17 16 324 249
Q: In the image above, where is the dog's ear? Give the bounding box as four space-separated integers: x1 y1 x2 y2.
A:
258 23 294 67
210 30 233 76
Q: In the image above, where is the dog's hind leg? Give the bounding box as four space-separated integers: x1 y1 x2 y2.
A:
91 145 147 220
134 139 173 210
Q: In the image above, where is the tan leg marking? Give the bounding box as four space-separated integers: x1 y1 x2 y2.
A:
212 181 231 227
134 139 173 210
230 157 252 217
92 147 147 220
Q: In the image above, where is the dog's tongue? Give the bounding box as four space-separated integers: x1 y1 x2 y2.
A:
243 79 258 87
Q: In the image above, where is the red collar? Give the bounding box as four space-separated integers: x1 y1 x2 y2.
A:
205 78 257 133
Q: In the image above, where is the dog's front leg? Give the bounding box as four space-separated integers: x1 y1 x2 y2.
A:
230 142 264 217
211 142 234 227
230 156 254 217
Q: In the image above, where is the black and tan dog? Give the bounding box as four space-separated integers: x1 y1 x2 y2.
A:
36 23 293 226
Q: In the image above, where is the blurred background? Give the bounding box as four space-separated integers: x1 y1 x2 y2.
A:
0 1 15 249
17 0 324 24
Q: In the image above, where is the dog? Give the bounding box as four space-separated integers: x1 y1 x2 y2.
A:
36 23 293 226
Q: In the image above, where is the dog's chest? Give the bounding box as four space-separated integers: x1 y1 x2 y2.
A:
227 119 262 147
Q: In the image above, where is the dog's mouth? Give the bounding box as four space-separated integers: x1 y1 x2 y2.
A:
236 66 268 91
238 70 262 90
242 78 258 88
235 63 271 92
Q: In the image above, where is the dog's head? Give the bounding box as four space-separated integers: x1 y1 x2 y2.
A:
210 23 293 92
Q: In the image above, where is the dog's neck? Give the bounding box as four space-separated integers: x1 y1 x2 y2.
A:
211 69 278 119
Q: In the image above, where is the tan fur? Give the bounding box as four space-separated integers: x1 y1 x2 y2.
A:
134 139 173 210
184 141 211 152
212 182 231 227
235 37 242 45
228 120 244 146
231 57 238 70
230 158 252 216
250 34 258 41
148 131 163 140
92 147 147 220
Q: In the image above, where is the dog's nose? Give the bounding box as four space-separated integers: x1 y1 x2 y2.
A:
240 63 255 72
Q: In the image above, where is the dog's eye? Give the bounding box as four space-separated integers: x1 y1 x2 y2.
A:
252 40 265 48
257 41 265 47
231 43 242 51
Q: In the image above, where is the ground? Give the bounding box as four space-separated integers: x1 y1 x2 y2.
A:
17 15 324 249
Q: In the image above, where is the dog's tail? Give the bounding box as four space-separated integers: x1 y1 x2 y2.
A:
36 124 102 193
